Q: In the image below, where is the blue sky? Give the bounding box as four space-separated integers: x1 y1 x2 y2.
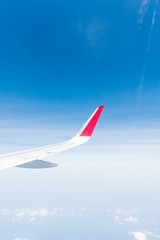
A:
0 0 160 239
0 0 160 128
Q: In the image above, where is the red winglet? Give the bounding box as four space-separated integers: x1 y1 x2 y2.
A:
80 105 104 137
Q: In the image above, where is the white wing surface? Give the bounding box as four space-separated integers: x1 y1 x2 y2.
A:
0 105 104 170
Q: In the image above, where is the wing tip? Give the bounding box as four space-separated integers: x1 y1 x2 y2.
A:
79 105 104 137
98 105 104 110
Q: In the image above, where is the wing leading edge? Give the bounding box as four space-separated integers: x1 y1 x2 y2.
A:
0 105 104 170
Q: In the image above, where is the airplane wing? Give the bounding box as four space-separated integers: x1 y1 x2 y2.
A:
0 105 104 170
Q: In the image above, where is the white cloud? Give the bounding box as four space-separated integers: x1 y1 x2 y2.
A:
129 232 146 240
124 216 138 223
0 207 66 222
0 207 104 222
114 209 139 225
114 215 119 221
129 231 160 240
14 238 29 240
114 215 138 225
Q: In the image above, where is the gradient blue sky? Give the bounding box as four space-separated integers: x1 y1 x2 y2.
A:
0 0 160 240
0 0 160 129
